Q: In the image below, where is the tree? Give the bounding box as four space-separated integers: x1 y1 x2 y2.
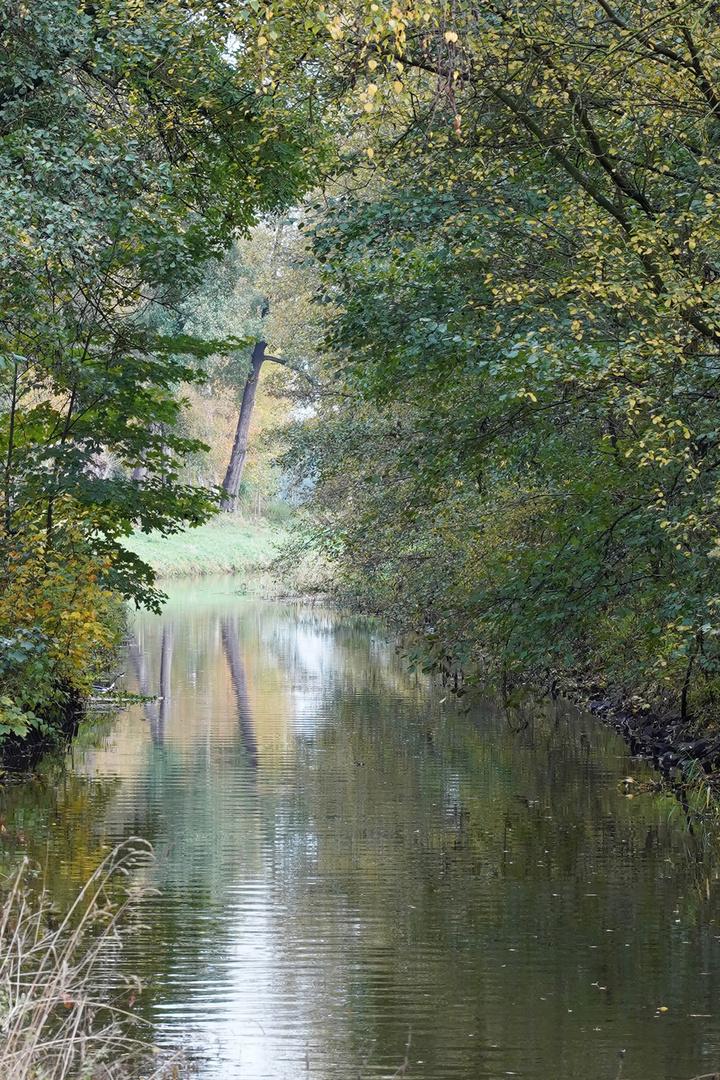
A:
0 0 324 600
144 220 320 512
0 0 324 738
276 0 720 720
219 219 321 511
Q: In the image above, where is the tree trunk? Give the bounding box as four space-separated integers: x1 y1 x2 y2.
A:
131 421 161 486
131 455 147 484
220 340 266 512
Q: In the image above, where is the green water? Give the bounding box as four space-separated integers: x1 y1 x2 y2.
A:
2 576 720 1079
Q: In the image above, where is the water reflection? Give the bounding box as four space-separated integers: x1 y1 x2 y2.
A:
2 576 720 1079
221 619 259 769
128 625 175 743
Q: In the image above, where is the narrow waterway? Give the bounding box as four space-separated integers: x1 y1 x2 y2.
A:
3 576 720 1079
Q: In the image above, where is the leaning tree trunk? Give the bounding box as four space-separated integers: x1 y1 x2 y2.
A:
220 341 266 511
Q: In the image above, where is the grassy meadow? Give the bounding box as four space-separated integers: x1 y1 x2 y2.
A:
122 513 288 579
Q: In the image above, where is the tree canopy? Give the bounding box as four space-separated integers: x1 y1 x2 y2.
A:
7 0 720 738
278 0 720 721
0 0 324 739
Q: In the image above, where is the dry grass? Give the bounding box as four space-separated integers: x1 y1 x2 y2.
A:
0 839 184 1080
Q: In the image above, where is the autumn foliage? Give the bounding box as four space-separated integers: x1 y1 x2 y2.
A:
0 505 121 742
274 0 720 722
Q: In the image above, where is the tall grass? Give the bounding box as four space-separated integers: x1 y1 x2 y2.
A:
0 839 180 1080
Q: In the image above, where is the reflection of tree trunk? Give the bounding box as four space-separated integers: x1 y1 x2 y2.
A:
220 341 266 513
127 634 152 698
221 619 259 769
127 627 173 744
156 625 174 744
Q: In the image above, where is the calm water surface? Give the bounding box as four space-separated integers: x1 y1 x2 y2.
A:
3 576 720 1079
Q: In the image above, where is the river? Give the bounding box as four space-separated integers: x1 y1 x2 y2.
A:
2 576 720 1079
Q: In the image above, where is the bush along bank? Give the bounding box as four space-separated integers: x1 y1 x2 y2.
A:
279 458 720 798
0 509 125 767
273 0 720 810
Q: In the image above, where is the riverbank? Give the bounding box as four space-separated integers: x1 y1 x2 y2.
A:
0 523 127 765
402 630 720 814
499 667 720 812
122 513 288 579
591 696 720 804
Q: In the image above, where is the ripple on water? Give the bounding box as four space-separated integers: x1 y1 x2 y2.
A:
2 579 720 1079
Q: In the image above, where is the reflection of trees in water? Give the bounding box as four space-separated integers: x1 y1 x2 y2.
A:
126 634 150 698
158 626 174 744
0 769 122 909
8 594 720 1080
127 627 174 744
221 618 258 769
95 615 265 1029
259 693 720 1080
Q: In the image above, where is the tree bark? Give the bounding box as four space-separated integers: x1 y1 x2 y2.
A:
220 340 267 512
220 338 308 512
131 453 147 484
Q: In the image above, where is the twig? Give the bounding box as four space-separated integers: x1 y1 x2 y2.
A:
390 1027 412 1078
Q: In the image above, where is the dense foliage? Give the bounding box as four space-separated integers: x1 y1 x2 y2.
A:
280 0 720 722
0 0 321 741
8 0 720 739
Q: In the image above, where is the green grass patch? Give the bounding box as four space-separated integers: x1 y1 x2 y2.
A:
121 514 288 579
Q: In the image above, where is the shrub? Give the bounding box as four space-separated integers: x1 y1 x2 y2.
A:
0 505 122 746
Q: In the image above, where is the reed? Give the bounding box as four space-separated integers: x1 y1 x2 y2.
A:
0 839 179 1080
